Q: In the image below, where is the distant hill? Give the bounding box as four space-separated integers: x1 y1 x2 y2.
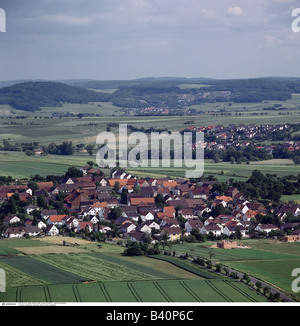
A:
69 77 214 90
0 81 111 111
1 77 300 111
69 77 300 108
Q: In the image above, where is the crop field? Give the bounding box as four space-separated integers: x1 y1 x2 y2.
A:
1 238 298 302
0 94 300 303
226 260 300 298
128 159 299 181
0 261 47 288
281 194 300 204
0 255 88 285
0 94 300 180
0 279 267 303
92 253 202 280
0 152 89 178
2 150 299 181
169 240 300 299
0 237 271 303
170 242 300 262
0 238 52 255
35 253 160 282
0 99 300 146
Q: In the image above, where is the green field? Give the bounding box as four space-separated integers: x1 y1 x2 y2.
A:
0 237 270 303
129 159 299 180
167 240 300 300
1 94 300 146
0 93 300 180
0 96 300 302
226 260 300 298
0 152 90 178
0 150 298 181
281 194 300 204
0 279 267 303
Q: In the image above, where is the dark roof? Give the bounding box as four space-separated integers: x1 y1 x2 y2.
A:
129 231 145 241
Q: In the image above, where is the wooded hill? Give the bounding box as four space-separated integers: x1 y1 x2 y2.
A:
0 81 111 111
72 77 300 108
1 77 300 111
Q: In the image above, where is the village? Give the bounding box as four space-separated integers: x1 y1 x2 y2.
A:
184 123 300 156
0 164 299 247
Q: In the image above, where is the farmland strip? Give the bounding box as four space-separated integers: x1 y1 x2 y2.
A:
179 281 203 302
149 255 217 279
43 286 51 303
16 288 21 302
127 283 141 302
224 281 257 302
72 285 81 303
153 282 172 302
99 283 111 302
206 281 232 302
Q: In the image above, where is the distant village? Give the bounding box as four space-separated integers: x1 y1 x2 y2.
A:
184 123 300 155
0 164 299 245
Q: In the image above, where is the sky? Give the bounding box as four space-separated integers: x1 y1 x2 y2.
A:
0 0 300 81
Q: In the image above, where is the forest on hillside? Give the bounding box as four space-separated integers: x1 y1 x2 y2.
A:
0 82 110 111
0 77 300 111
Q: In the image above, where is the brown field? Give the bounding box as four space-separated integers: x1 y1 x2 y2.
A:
32 236 93 246
16 245 88 255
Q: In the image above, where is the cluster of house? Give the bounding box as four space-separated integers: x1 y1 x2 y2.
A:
183 123 299 154
1 166 300 244
184 123 289 140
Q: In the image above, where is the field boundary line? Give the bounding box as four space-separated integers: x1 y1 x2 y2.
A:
153 282 172 302
16 288 21 302
73 284 81 303
127 282 141 302
43 286 51 302
179 281 203 302
99 282 111 302
224 280 257 302
206 280 232 302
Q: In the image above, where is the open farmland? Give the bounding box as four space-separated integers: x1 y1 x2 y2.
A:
0 279 267 303
0 91 300 180
0 238 268 303
0 150 298 181
0 255 88 285
0 88 300 304
281 194 300 204
35 253 160 282
128 159 300 181
168 240 300 300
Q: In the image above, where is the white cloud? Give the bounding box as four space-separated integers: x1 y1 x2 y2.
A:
272 0 295 3
41 14 93 26
1 0 300 81
227 6 244 16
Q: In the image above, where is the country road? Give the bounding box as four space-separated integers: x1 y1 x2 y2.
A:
172 252 296 303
